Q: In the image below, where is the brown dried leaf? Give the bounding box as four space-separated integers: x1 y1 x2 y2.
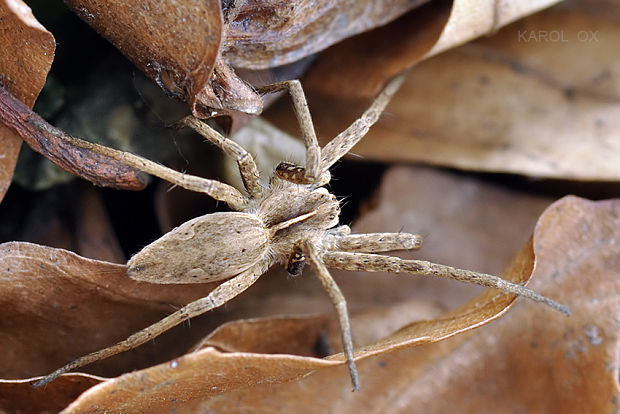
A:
0 0 55 201
223 0 429 69
0 124 21 202
1 165 565 412
0 165 552 411
331 166 554 312
0 87 148 190
0 376 101 414
303 0 562 98
37 165 550 411
95 196 615 414
64 0 558 117
58 236 534 412
0 1 54 107
0 242 218 379
329 196 618 414
270 2 620 180
62 0 242 115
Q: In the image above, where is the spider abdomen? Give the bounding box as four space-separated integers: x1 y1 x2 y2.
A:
127 212 269 283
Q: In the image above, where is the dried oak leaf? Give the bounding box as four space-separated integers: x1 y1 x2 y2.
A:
0 376 102 414
329 165 555 312
47 166 555 412
57 235 534 412
0 165 554 412
61 195 617 413
63 0 557 117
268 1 620 180
0 0 55 202
0 87 148 191
222 0 428 69
303 0 562 98
63 0 428 116
0 242 221 380
62 0 233 115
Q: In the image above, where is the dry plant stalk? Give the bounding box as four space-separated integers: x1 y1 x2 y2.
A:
34 72 569 391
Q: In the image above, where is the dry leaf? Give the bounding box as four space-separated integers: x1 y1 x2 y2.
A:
0 86 148 191
3 165 559 412
58 239 534 413
0 376 101 414
222 0 429 69
0 0 55 201
62 0 558 117
268 1 620 180
62 0 236 115
334 196 619 414
331 166 555 312
62 0 426 116
125 196 617 413
303 0 562 98
0 242 220 379
0 0 54 107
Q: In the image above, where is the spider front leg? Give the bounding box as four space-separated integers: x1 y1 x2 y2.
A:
258 80 321 183
322 252 570 315
320 71 408 172
56 131 247 210
34 260 269 387
266 72 409 186
302 241 359 391
179 116 263 199
325 231 423 253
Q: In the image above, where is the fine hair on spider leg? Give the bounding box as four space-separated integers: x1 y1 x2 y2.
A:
35 71 569 391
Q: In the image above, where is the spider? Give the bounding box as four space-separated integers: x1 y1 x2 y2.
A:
35 72 569 390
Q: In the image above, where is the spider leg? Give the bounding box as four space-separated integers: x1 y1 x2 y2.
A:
258 80 321 183
319 71 408 172
179 116 263 199
260 72 407 185
325 231 422 253
302 241 359 391
55 132 247 210
34 260 270 387
323 251 570 315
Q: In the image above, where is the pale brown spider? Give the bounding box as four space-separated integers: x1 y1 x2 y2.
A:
35 72 569 390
